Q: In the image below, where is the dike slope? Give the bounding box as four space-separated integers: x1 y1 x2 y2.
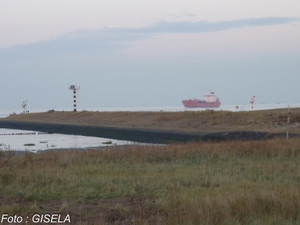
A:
1 108 300 143
0 120 298 144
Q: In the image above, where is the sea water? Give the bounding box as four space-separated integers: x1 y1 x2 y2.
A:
2 102 299 117
81 102 299 112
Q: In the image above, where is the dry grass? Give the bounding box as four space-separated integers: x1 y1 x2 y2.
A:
1 138 300 224
3 107 300 133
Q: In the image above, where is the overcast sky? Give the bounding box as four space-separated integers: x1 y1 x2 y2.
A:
1 0 300 111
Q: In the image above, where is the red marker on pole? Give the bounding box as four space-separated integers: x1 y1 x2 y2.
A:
250 96 255 109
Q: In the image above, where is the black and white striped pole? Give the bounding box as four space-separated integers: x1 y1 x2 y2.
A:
69 83 80 112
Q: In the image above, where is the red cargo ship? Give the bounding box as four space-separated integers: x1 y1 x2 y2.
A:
182 92 221 108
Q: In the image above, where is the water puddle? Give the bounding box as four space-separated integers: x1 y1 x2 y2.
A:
0 128 139 153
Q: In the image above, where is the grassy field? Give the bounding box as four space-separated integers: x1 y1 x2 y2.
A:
1 138 300 224
1 108 300 224
4 107 300 133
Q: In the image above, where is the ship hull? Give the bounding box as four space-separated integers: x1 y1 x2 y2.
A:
182 99 221 108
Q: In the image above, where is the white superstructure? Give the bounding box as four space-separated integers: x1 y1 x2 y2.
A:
203 92 217 103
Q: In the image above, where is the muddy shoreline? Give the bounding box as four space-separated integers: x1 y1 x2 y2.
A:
0 120 298 144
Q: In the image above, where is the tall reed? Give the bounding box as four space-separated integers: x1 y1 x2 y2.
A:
0 138 300 224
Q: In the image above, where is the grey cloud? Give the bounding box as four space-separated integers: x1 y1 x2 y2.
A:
0 17 298 64
112 17 299 34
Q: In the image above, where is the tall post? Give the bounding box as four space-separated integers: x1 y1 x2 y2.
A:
250 96 255 110
73 89 77 111
287 103 290 140
287 117 290 140
21 100 27 113
69 83 80 112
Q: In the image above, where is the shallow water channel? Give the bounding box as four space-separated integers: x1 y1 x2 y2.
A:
0 128 139 153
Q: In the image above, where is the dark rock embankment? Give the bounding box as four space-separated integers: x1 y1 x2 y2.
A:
0 120 298 144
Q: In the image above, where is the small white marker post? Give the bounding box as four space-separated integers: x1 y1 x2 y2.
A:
21 100 27 113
